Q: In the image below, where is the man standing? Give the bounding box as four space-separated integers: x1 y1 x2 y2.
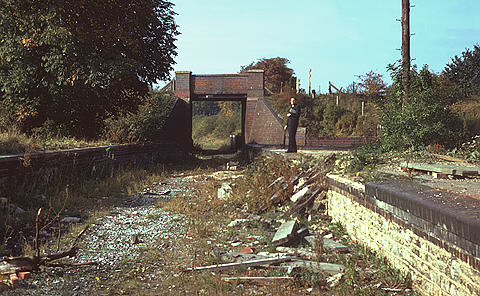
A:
284 97 300 153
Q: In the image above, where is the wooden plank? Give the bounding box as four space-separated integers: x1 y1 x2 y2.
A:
183 257 295 272
433 154 468 164
222 276 294 284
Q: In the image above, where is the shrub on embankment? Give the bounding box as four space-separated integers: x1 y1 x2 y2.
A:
102 92 176 144
0 92 177 155
266 92 379 139
376 64 465 151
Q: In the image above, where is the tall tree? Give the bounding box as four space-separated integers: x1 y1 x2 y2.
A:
240 57 295 93
357 70 387 96
0 0 179 137
444 44 480 98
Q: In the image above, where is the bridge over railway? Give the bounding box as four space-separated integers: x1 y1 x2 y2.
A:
168 70 369 150
173 70 265 147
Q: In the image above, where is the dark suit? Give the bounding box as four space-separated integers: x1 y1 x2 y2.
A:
286 104 300 152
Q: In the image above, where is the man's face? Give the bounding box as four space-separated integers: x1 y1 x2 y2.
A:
290 98 295 105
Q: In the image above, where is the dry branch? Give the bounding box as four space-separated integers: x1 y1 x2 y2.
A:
0 225 89 276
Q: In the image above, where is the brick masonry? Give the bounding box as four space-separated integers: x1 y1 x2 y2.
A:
175 70 264 100
247 98 305 146
327 174 480 296
174 70 265 144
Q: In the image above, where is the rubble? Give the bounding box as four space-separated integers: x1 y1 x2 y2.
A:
327 272 344 288
0 197 25 215
60 217 81 223
218 182 234 200
227 219 249 228
304 235 350 253
272 220 298 246
279 260 345 275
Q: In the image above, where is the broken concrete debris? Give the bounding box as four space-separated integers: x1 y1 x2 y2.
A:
0 197 26 215
272 220 298 247
185 153 350 290
304 235 350 253
218 182 233 200
327 272 344 288
227 219 249 228
290 185 310 203
60 217 81 223
280 260 345 275
226 161 239 171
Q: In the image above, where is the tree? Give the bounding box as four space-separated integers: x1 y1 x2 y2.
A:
357 71 387 96
0 0 179 137
356 70 388 108
240 57 295 93
444 44 480 98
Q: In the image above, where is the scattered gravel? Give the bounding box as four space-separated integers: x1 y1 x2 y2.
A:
4 176 195 296
76 205 186 268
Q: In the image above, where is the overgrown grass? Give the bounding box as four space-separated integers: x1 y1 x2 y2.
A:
192 110 241 151
0 127 111 155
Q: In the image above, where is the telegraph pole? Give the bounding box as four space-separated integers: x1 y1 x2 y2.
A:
308 69 312 96
401 0 410 104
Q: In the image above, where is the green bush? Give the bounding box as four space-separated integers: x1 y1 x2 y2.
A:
345 144 382 174
335 111 357 136
103 92 175 143
32 119 68 139
192 116 217 140
192 102 241 143
213 114 241 138
355 114 378 138
377 64 464 150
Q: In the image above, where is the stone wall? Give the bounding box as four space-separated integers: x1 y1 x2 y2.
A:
327 174 480 296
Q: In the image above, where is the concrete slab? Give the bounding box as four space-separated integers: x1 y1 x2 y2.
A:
323 238 349 253
290 186 310 202
401 162 479 177
272 220 298 246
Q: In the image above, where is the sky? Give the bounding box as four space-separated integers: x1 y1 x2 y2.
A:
162 0 480 93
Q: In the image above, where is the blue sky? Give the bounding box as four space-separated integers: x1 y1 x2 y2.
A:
164 0 480 93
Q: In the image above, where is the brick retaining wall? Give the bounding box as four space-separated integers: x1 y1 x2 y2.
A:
327 174 480 296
